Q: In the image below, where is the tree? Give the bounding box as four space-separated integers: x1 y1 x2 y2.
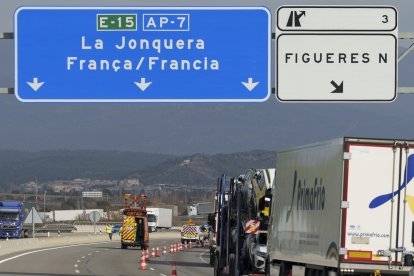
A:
96 201 111 212
61 200 76 210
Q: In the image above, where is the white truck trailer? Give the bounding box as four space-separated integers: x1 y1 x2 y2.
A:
267 137 414 275
146 208 172 232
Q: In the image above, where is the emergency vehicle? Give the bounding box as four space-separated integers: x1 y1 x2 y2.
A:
121 194 149 249
181 218 200 244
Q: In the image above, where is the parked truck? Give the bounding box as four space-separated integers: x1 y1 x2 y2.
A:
211 168 275 275
121 194 149 249
267 137 414 275
146 207 172 232
0 201 28 239
187 202 214 216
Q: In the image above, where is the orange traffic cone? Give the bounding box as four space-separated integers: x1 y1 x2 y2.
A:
184 242 187 249
156 246 161 257
146 248 149 260
171 261 177 276
151 247 156 258
140 250 145 263
163 245 167 255
170 244 174 253
140 253 148 270
189 241 192 249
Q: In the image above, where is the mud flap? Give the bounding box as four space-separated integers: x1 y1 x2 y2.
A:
291 265 305 276
269 263 280 276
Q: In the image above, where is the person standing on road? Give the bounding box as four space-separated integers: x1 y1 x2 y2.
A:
106 224 113 240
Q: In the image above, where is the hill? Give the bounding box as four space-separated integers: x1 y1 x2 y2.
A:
0 150 276 190
135 150 277 186
0 150 175 188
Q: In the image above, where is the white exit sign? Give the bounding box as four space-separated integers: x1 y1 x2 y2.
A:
276 6 397 102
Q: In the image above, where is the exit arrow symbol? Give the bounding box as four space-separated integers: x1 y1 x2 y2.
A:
26 77 45 92
134 78 152 92
330 80 344 93
241 78 259 91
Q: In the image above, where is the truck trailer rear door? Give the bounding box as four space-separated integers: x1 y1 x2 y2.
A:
343 141 414 268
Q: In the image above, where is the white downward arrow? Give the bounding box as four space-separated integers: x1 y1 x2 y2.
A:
241 78 259 91
134 78 152 92
26 77 45 92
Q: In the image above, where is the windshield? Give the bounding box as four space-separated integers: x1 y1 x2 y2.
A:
0 212 19 221
147 214 156 222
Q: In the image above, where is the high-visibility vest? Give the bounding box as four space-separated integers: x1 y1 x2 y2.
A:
106 226 111 234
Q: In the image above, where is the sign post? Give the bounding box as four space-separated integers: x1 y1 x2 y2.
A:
15 7 270 102
25 207 43 238
32 207 34 238
89 211 101 234
276 6 397 102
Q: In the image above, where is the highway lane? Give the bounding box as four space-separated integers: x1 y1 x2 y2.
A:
0 232 213 276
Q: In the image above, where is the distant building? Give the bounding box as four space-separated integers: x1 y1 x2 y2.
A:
82 191 103 198
180 159 191 166
126 178 140 187
48 209 104 222
22 181 37 193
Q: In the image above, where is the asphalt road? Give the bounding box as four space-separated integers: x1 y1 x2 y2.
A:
0 233 213 276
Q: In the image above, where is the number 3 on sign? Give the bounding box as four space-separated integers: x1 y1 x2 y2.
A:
382 14 388 23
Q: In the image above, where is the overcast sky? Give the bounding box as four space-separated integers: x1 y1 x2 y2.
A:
0 0 413 154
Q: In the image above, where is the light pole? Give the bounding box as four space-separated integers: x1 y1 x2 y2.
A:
35 178 38 211
43 191 47 220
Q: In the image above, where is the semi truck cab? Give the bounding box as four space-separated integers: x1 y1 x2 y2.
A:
0 201 26 239
147 213 157 232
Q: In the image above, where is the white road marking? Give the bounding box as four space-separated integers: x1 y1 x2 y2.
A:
75 270 80 274
95 250 100 253
150 267 155 271
199 252 210 265
0 241 115 264
74 264 78 268
77 260 81 263
81 256 85 259
160 274 167 276
88 253 92 255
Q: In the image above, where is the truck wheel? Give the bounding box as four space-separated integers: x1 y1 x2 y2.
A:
181 238 185 244
121 244 127 249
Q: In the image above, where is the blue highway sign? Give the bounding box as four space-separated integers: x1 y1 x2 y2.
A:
15 7 271 102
